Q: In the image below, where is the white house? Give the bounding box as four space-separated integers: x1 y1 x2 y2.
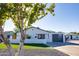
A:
9 27 65 44
65 34 79 40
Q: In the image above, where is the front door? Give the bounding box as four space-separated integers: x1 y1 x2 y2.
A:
52 34 63 42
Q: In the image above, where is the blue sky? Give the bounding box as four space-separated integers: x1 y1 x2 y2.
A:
4 3 79 33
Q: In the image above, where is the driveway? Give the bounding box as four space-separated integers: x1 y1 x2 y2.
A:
66 40 79 44
54 45 79 56
47 40 79 56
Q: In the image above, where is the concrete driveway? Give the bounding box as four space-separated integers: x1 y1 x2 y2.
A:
55 40 79 56
54 45 79 56
66 40 79 44
47 40 79 56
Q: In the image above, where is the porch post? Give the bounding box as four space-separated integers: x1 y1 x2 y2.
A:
63 35 65 43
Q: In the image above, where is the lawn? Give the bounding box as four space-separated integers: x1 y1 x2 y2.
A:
0 43 69 56
0 43 49 49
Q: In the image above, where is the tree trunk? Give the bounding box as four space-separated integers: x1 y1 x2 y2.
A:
16 39 24 56
15 7 25 55
15 29 25 56
0 26 14 56
6 41 14 56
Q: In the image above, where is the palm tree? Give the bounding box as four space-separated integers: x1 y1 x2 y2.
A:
9 3 55 55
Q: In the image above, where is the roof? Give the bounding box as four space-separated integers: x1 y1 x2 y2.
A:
66 33 78 36
15 26 64 34
4 31 14 35
25 26 56 33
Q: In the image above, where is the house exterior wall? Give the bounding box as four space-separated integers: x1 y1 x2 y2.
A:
72 35 79 39
46 33 52 42
65 35 79 40
9 27 51 44
63 35 65 42
9 27 65 44
24 27 49 44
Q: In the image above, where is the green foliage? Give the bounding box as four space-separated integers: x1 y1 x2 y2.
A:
8 3 55 30
0 43 49 49
46 3 55 15
0 3 55 31
0 3 55 41
0 3 9 26
14 28 20 33
0 3 55 55
69 32 79 35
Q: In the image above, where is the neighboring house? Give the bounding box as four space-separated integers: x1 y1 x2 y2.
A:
0 31 15 43
4 31 14 38
9 27 65 44
65 33 79 40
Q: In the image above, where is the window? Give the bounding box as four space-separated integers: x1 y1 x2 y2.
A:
26 35 31 39
37 34 45 39
7 35 10 39
12 33 16 39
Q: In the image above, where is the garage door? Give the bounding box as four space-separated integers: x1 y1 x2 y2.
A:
52 34 63 42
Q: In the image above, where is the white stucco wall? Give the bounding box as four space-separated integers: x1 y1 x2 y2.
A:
25 27 50 44
9 27 50 44
65 35 79 40
9 27 65 44
24 39 47 44
9 33 21 43
72 35 79 39
46 33 52 42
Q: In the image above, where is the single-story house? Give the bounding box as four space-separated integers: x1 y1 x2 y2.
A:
65 33 79 40
0 31 15 43
4 31 14 38
6 27 65 44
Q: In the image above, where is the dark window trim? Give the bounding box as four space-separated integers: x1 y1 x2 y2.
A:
37 34 45 39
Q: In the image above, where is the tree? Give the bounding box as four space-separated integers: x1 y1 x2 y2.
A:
69 32 77 34
14 28 20 33
0 3 14 56
9 3 55 55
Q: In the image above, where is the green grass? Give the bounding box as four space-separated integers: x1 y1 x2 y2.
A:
0 43 49 49
0 43 7 49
